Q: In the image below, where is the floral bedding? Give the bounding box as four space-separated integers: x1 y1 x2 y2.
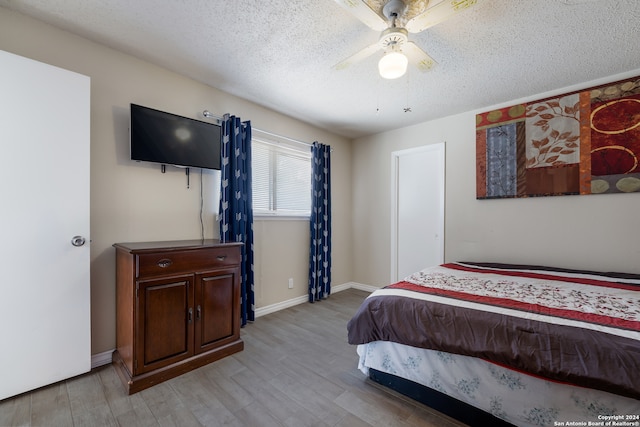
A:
347 262 640 399
357 340 640 427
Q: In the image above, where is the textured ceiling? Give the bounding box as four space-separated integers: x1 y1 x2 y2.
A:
2 0 639 138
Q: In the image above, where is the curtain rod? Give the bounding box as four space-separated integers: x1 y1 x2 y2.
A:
202 110 314 149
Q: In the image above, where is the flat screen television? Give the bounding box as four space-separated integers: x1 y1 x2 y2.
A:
130 103 221 170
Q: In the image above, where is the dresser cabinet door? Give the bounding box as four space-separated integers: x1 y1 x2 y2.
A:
136 275 194 374
194 268 240 353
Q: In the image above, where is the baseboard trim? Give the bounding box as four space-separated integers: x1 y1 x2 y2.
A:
92 282 379 366
255 295 309 318
349 282 380 293
92 349 114 369
254 281 378 318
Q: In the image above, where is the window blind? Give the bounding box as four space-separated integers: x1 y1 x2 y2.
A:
252 138 311 217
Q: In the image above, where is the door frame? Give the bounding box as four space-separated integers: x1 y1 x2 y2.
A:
390 143 445 283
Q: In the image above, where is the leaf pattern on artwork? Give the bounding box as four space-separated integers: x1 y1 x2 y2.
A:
525 94 581 168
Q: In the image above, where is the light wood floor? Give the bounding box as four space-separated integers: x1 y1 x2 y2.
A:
0 289 467 427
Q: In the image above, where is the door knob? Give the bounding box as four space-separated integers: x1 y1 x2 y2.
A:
71 236 86 247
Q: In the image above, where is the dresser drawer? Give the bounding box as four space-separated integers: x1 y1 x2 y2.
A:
136 247 240 278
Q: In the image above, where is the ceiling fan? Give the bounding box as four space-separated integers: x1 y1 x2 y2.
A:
333 0 479 79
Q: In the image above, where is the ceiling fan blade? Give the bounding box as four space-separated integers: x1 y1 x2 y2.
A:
404 42 437 72
333 42 382 71
333 0 387 31
405 0 478 33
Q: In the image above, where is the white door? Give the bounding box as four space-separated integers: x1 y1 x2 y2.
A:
0 50 90 400
391 143 445 282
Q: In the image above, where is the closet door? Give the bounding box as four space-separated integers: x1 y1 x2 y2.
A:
391 143 445 282
0 50 90 400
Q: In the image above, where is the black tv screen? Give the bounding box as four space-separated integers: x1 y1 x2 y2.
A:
130 104 221 170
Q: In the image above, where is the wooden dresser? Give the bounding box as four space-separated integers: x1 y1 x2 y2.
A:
112 239 244 394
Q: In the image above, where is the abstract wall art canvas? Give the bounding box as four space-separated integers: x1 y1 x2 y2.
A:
476 76 640 199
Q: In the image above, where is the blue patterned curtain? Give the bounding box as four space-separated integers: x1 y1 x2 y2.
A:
219 115 254 325
308 142 332 302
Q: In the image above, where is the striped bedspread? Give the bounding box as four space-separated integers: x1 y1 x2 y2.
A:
347 262 640 399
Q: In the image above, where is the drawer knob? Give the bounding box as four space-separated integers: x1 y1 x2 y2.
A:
216 255 226 261
157 258 172 268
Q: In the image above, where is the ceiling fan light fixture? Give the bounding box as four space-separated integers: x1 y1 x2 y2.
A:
378 51 408 79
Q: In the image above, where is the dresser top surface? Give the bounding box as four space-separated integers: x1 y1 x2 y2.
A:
113 239 243 253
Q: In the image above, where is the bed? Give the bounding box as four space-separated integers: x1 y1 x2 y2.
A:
347 262 640 427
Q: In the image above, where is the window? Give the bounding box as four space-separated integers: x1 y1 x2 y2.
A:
252 137 311 217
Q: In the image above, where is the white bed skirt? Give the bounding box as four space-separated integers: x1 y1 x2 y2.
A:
357 341 640 427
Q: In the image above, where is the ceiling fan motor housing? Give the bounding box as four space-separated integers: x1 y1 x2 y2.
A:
379 27 408 51
380 0 409 52
382 0 408 21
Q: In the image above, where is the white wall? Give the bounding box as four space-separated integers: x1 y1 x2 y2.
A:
0 6 352 355
353 71 640 287
6 3 637 358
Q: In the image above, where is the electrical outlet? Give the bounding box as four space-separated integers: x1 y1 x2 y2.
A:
288 278 294 289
